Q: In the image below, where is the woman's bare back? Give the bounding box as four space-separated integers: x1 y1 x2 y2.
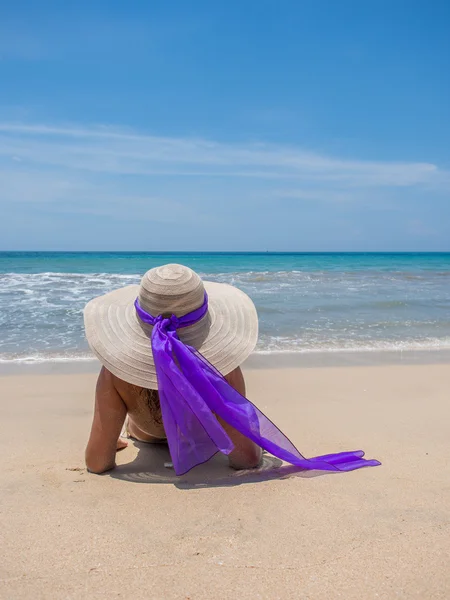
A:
112 376 167 442
85 366 262 474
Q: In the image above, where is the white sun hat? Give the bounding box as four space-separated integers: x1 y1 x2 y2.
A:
84 263 258 389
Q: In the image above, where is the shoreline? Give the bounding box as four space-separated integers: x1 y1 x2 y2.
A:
0 347 449 376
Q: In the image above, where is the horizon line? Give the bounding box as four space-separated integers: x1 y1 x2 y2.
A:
1 250 449 255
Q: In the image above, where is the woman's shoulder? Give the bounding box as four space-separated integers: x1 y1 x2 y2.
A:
99 367 143 398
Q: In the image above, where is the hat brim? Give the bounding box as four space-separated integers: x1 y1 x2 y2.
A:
84 281 258 389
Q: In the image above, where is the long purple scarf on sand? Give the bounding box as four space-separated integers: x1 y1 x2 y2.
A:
135 293 380 476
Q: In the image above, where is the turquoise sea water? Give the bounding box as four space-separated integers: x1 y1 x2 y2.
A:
1 252 449 362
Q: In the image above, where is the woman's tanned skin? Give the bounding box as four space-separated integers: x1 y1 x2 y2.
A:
85 366 262 474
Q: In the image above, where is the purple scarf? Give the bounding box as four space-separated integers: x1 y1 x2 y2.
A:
135 293 380 476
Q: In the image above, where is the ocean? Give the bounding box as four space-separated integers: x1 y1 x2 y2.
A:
1 252 450 364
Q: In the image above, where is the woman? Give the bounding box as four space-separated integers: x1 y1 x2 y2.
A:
85 365 262 474
84 264 379 476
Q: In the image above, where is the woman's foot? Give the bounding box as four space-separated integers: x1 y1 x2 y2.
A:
116 437 128 451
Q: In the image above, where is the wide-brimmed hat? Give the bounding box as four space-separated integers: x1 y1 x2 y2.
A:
84 263 258 389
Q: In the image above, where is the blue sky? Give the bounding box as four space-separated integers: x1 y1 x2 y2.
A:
1 0 449 251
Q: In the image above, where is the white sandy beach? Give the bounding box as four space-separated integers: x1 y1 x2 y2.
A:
1 363 449 599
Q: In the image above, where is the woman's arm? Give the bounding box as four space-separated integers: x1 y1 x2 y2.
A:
219 367 262 469
85 366 261 473
85 367 127 474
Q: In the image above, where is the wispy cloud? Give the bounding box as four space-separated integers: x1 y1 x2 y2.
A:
0 120 448 250
0 121 445 189
0 167 216 227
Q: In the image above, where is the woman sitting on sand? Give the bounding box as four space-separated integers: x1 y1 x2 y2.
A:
84 264 379 475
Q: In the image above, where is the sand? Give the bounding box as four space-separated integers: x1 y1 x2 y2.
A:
1 363 449 599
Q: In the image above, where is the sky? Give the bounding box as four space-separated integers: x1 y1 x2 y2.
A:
0 0 449 251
